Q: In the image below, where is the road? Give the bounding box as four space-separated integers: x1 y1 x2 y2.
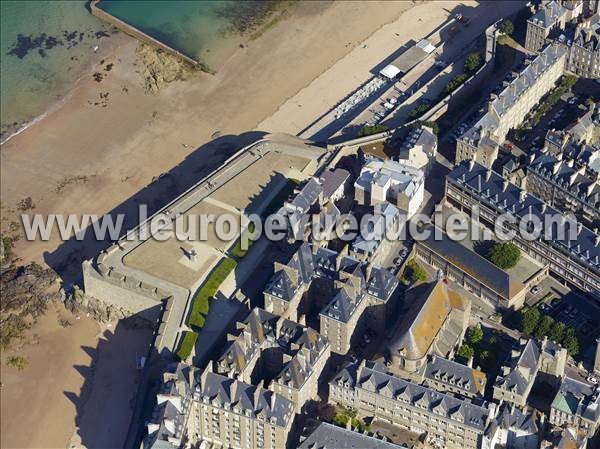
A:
300 1 527 143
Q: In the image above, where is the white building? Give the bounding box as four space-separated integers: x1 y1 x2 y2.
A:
398 126 437 174
355 158 424 218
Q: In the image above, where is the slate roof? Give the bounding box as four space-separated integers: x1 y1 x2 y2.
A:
352 202 401 256
497 403 539 434
332 361 491 431
528 150 600 209
266 243 397 317
299 422 407 449
321 282 365 323
422 355 487 396
144 363 192 449
320 168 350 201
529 0 566 28
419 224 524 300
197 369 294 427
460 44 566 144
447 161 600 274
495 339 540 396
288 178 323 214
400 126 437 156
218 307 329 391
551 376 600 422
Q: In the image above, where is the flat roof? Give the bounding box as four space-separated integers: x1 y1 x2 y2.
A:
388 45 430 74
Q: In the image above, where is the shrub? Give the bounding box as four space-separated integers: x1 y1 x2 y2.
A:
230 223 257 259
176 331 198 361
6 355 27 370
445 74 468 94
464 52 483 75
487 242 521 269
188 258 237 329
408 102 432 119
404 259 427 283
421 120 440 134
357 124 389 137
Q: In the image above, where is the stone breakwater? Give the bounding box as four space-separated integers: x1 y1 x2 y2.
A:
90 0 200 68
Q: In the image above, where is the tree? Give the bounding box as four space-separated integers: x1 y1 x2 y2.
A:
521 308 540 336
458 344 474 361
464 52 483 75
487 242 521 269
548 321 567 343
499 19 514 36
468 325 484 346
562 333 580 356
535 315 555 340
357 124 389 137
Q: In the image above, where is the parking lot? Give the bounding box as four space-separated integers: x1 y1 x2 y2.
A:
529 277 600 336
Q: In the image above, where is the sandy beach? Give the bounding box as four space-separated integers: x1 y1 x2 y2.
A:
0 2 492 448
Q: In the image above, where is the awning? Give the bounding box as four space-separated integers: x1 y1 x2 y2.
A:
380 64 401 80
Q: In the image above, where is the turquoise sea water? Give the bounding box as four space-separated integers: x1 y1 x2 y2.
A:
97 0 263 66
1 0 276 142
0 1 112 141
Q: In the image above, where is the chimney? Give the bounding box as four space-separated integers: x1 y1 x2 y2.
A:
365 262 373 282
503 179 510 192
595 234 600 246
469 160 476 171
520 190 527 202
485 169 492 182
298 314 306 326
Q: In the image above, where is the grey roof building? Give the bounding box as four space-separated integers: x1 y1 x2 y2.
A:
144 362 296 449
493 339 541 408
550 376 600 437
488 404 541 449
526 0 569 52
216 307 330 411
446 161 600 297
351 202 402 262
144 364 193 449
456 44 567 168
398 125 438 174
420 355 487 399
526 148 600 228
299 422 407 449
264 242 398 354
329 360 494 449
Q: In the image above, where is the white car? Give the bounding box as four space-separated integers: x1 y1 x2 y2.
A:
531 286 541 295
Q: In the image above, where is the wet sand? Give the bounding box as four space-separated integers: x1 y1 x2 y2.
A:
0 1 442 447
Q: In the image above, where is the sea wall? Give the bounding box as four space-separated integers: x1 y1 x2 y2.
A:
82 259 163 317
90 0 199 67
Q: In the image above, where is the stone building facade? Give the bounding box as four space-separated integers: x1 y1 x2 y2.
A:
329 361 494 449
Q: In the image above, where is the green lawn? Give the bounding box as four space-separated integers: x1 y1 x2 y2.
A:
188 257 237 329
176 331 198 360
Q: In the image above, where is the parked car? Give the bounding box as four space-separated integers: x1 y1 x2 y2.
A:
530 285 541 295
